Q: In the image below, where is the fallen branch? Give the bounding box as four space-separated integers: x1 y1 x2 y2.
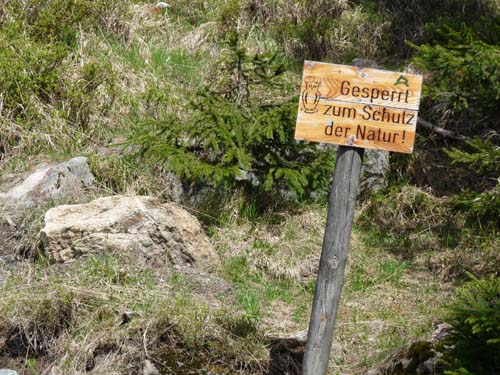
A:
417 118 471 142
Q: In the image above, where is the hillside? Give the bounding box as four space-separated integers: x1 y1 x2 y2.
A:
0 1 498 374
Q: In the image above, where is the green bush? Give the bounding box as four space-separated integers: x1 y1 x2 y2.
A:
439 277 500 375
445 138 500 230
446 138 500 177
356 0 500 61
26 0 130 45
1 0 131 46
412 21 500 135
132 34 334 200
0 25 118 156
0 24 65 119
451 186 500 231
0 0 126 158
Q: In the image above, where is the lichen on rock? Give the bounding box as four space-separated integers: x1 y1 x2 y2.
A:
40 195 219 271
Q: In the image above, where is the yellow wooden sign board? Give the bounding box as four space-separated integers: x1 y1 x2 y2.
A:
295 61 423 153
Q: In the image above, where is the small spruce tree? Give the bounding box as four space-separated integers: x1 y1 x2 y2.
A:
438 277 500 375
132 33 334 201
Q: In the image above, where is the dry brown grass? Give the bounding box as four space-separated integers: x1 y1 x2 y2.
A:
357 184 499 281
0 196 453 375
419 239 500 281
211 205 450 375
0 258 267 374
358 185 449 233
213 208 325 282
0 1 219 174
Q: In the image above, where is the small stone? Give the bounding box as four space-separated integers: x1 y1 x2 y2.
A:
0 370 19 375
143 360 160 375
431 323 452 343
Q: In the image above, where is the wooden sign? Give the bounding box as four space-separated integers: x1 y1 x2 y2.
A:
295 61 423 153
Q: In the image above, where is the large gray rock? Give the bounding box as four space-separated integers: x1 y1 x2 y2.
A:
0 157 94 214
359 149 390 197
40 195 219 271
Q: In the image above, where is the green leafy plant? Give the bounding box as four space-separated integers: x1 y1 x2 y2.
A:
0 3 124 158
445 138 500 176
0 24 65 119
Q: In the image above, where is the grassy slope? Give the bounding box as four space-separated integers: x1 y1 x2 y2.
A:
0 206 449 375
0 1 495 374
213 207 449 374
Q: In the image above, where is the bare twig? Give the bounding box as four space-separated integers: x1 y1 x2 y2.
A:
417 118 471 142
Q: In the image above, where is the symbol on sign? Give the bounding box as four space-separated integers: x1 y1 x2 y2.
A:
394 75 409 87
302 76 322 113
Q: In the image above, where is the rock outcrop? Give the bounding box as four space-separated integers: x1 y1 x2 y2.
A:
0 157 94 219
359 149 390 197
40 195 219 271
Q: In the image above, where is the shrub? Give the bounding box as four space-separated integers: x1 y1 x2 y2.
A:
446 138 500 177
451 186 500 232
0 26 118 157
438 277 500 375
26 0 130 45
446 138 500 230
412 21 500 136
131 34 334 201
367 0 500 60
0 1 125 159
0 24 65 119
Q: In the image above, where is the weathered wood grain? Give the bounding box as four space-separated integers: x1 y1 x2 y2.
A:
302 146 364 375
295 101 417 153
300 61 423 109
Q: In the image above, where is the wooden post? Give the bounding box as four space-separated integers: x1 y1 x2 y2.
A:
302 145 364 375
296 58 422 375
